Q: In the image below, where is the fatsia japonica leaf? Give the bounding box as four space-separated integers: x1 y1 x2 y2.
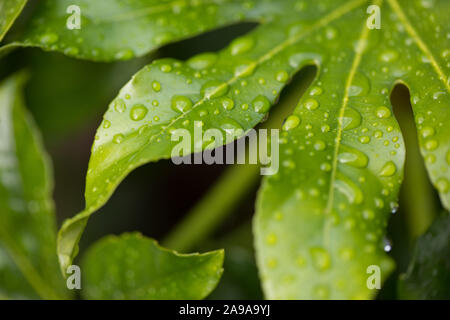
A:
0 0 27 42
56 0 449 300
81 233 224 300
398 214 450 300
0 0 281 61
0 73 68 299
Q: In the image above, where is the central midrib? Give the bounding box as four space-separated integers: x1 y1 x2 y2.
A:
322 0 381 246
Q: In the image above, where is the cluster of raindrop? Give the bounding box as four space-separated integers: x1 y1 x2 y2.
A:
262 59 409 296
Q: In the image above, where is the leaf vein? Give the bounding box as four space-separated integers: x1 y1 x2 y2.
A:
387 0 449 91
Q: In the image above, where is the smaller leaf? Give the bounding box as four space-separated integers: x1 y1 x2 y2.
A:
81 233 224 300
398 214 450 300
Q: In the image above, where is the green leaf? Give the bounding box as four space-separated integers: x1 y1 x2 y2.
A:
56 0 449 299
0 73 68 299
255 0 449 299
24 50 154 140
56 0 359 274
0 0 279 61
0 0 27 42
81 232 224 300
398 213 450 300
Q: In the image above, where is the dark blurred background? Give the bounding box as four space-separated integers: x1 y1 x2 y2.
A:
0 6 443 299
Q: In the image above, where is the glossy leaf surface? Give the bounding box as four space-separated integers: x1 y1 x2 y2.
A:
51 0 450 299
255 0 449 299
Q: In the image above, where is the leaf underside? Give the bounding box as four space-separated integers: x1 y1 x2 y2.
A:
4 0 448 299
81 233 224 300
0 73 68 300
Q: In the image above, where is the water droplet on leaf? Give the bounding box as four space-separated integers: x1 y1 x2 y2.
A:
282 115 301 131
230 36 255 55
114 99 126 113
201 81 229 99
171 96 193 113
130 104 148 121
338 145 369 168
379 161 396 177
310 247 331 272
252 95 271 113
341 107 361 130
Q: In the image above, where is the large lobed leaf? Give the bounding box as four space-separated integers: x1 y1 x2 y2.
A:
7 0 447 299
0 0 27 42
82 233 224 300
0 73 68 299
